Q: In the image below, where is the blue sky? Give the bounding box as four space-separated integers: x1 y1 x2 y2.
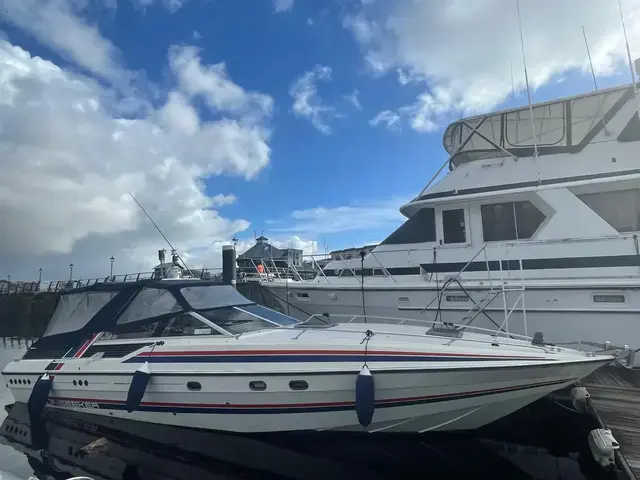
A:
0 0 639 279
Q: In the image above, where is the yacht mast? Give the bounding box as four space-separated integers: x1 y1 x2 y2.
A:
515 0 540 185
617 0 638 96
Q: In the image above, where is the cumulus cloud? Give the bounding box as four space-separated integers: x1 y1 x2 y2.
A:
343 88 362 110
289 64 337 134
344 0 640 132
1 0 125 82
273 0 294 13
268 197 409 238
169 45 273 119
0 39 273 280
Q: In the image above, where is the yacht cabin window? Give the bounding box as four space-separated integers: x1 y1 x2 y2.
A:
181 285 253 310
577 189 640 233
442 209 466 244
381 208 436 245
197 307 282 335
116 288 181 325
481 201 546 241
44 291 117 336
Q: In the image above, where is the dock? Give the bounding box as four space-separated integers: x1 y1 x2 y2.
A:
583 365 640 479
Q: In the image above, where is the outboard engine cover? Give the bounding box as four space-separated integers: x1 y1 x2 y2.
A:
355 365 375 427
27 373 52 419
126 362 151 413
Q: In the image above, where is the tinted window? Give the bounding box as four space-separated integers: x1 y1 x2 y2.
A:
198 307 277 335
45 291 117 336
117 288 181 325
241 304 298 325
442 209 466 244
381 208 436 245
515 201 546 238
578 189 640 233
181 285 253 310
481 201 545 241
160 313 222 337
481 203 516 241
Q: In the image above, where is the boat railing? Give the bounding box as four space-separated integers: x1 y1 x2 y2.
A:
299 312 562 354
0 268 221 295
263 233 640 286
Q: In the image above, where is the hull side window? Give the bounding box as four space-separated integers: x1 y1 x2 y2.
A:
442 209 466 244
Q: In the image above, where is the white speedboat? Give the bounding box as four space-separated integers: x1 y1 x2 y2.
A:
2 279 616 433
261 82 640 355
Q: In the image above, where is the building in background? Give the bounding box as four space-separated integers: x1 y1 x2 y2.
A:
329 244 378 261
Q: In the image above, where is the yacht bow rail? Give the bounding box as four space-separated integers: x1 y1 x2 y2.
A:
0 269 221 295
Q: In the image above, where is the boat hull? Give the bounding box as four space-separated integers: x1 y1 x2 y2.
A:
261 282 640 353
5 358 609 433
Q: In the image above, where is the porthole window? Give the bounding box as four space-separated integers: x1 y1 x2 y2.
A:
187 381 202 391
73 380 77 386
249 380 267 391
8 379 12 385
17 379 21 385
289 380 309 391
446 295 469 303
593 294 626 303
27 379 31 385
84 380 88 386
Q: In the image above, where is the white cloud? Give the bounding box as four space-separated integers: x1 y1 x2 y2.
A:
1 0 124 81
169 45 273 119
343 88 362 110
289 64 337 134
273 0 294 13
0 39 273 280
346 0 640 132
369 110 401 132
131 0 189 13
269 197 409 238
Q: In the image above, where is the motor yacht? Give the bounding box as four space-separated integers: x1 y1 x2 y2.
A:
261 82 640 355
1 279 617 433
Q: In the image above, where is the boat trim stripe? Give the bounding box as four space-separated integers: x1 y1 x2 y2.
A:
123 349 550 364
46 378 573 414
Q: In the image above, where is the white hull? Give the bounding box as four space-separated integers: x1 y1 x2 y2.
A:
5 358 604 433
262 282 640 351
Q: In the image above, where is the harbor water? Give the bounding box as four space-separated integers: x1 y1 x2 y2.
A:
0 339 625 480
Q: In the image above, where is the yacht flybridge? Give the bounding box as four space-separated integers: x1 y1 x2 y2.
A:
261 82 640 354
1 279 617 433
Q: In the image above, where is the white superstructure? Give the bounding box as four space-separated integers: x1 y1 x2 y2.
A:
262 83 640 353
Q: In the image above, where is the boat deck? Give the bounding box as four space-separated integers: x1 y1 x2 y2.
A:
583 365 640 479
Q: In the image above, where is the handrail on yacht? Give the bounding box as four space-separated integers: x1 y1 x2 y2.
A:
299 312 557 353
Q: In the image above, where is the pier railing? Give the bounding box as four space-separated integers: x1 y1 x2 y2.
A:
0 269 222 295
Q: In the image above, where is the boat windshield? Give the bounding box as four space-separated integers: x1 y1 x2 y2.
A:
198 305 297 335
44 291 118 336
181 285 253 310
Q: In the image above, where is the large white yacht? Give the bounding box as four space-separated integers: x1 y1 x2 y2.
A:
261 82 640 353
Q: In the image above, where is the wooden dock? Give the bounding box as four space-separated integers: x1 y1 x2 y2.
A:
583 365 640 479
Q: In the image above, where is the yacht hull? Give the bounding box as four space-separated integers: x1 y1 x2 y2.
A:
4 357 609 434
262 282 640 352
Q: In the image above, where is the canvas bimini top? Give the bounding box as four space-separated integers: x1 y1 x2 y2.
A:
443 83 639 168
24 279 298 360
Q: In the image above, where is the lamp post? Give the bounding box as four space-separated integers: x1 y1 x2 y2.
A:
38 268 42 283
110 256 115 280
69 263 74 282
232 236 239 250
7 274 10 283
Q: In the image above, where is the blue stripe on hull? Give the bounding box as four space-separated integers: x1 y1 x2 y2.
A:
124 354 545 364
47 378 571 415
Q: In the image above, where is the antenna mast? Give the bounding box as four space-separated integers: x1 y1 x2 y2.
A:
510 60 516 100
128 191 194 277
516 0 541 185
582 26 610 134
617 0 638 96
